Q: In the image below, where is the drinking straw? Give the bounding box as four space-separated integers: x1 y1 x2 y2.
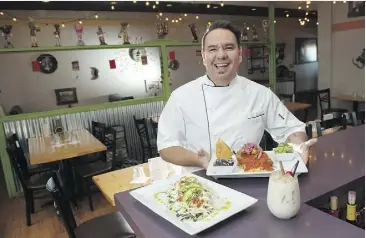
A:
279 161 285 176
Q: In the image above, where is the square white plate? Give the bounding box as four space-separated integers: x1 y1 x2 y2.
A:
206 151 308 178
129 173 258 235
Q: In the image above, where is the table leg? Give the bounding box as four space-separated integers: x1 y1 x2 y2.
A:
304 108 309 122
60 160 79 209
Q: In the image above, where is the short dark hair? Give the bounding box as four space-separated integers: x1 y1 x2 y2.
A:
201 20 241 49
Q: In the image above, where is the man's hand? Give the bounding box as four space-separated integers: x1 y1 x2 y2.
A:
197 149 210 169
290 138 317 164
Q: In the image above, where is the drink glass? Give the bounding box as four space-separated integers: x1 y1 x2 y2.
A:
267 170 301 219
148 158 169 183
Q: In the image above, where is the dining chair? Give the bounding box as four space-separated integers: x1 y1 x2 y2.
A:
279 93 294 103
150 118 158 138
133 116 158 162
6 146 51 226
46 172 136 238
317 88 348 121
8 133 54 175
111 125 139 169
74 126 117 211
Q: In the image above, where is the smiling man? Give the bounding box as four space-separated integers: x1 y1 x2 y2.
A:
157 20 316 172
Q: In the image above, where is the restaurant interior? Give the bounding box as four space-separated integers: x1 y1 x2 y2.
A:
0 1 365 237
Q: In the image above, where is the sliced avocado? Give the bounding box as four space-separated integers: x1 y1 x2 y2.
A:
183 187 201 202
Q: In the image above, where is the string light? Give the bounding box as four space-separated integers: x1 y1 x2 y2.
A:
171 19 174 23
286 13 289 17
196 15 199 19
78 20 82 24
343 1 346 3
306 5 309 8
153 5 156 9
179 17 182 21
207 4 210 8
12 17 17 21
184 13 187 17
111 5 115 10
159 12 163 16
146 1 150 6
61 23 65 27
220 2 224 7
274 20 276 23
94 13 99 19
316 22 319 25
155 1 159 4
165 17 168 21
333 1 336 3
0 12 3 15
133 0 136 3
298 6 302 9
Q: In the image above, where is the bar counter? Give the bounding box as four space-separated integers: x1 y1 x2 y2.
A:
115 126 365 238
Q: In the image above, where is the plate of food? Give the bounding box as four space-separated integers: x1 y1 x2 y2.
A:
206 139 308 178
129 173 258 235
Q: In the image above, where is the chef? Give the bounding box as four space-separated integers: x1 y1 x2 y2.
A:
157 20 316 172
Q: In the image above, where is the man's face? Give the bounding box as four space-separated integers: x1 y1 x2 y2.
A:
202 28 242 83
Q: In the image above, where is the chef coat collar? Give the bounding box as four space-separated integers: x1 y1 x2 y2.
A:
202 74 240 88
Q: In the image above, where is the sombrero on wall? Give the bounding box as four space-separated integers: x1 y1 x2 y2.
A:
37 54 58 74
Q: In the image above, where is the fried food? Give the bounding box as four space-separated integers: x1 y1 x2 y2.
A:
216 139 233 160
237 143 274 172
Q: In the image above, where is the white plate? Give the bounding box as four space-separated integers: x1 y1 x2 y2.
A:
273 152 297 161
129 173 258 235
206 151 308 178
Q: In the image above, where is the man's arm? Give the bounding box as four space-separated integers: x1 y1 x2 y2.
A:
286 131 308 144
159 146 207 168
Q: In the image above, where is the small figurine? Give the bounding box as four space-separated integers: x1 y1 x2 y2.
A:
252 24 258 41
118 22 130 44
241 22 248 42
156 17 168 39
0 25 14 48
53 24 61 47
188 23 199 43
262 20 270 41
28 17 41 47
96 26 107 45
74 24 85 46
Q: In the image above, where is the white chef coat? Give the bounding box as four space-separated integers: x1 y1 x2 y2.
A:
157 75 306 173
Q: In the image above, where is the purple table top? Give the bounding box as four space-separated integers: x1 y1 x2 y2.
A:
115 126 365 238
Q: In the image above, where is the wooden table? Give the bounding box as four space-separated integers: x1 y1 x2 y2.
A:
28 129 107 165
93 163 150 206
332 94 365 111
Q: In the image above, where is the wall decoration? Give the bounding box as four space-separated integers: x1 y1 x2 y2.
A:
37 54 58 74
74 24 85 46
0 25 13 48
96 26 107 45
352 49 365 69
118 22 130 44
90 67 99 79
188 23 199 43
28 17 40 47
168 51 179 70
156 17 169 39
240 22 248 42
109 59 116 69
251 24 258 41
55 87 78 105
295 38 318 64
72 61 79 71
348 1 365 18
53 24 61 47
32 61 40 71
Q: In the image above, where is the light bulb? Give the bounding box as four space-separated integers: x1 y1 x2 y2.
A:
286 14 289 17
61 23 65 27
111 5 115 10
207 4 210 8
159 12 163 16
153 5 156 9
179 17 182 21
95 14 98 19
79 20 82 24
0 12 3 15
146 1 150 6
156 1 159 4
196 15 199 19
184 13 187 17
220 2 224 7
165 17 168 21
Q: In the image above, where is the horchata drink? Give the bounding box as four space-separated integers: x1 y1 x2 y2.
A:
267 170 300 219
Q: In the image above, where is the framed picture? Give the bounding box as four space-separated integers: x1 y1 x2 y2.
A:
348 1 365 18
55 87 78 105
295 38 318 64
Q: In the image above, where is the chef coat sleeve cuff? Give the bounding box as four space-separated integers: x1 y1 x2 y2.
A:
282 124 307 143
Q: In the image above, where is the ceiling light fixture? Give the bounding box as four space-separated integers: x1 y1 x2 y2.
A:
251 8 256 11
166 4 172 7
333 1 336 3
213 6 218 9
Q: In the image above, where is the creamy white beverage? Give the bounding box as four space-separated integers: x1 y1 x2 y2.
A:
267 170 300 219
